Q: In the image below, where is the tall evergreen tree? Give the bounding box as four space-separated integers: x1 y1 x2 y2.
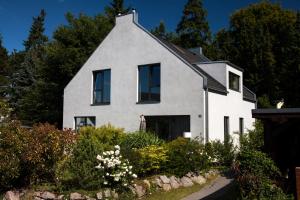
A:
151 21 177 42
0 35 9 99
105 0 131 23
176 0 211 50
10 9 48 124
23 9 48 51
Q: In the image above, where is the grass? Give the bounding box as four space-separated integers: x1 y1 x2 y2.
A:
142 175 218 200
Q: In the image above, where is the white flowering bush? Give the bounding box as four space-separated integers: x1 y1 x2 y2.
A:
96 145 137 188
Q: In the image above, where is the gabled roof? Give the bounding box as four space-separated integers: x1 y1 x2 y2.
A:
156 37 256 102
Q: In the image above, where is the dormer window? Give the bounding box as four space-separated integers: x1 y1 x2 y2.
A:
229 72 240 92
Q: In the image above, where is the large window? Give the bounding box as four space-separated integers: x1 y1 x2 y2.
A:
93 69 111 104
229 72 240 91
75 116 95 131
138 64 160 102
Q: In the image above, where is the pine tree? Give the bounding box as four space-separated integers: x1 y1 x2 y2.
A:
10 9 48 124
151 21 177 42
0 35 9 99
176 0 211 49
105 0 131 23
23 9 48 51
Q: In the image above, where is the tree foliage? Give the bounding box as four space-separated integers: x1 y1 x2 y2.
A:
105 0 131 23
213 2 299 107
0 36 9 99
176 0 211 50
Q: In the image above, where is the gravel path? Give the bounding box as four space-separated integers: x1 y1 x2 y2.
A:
181 176 235 200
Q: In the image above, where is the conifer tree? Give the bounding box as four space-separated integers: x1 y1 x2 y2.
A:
105 0 131 23
0 35 9 99
176 0 211 49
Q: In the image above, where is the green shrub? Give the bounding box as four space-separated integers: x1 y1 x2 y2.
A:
56 124 125 190
240 120 264 151
120 131 164 150
205 139 236 167
129 145 168 176
163 137 210 177
234 149 284 199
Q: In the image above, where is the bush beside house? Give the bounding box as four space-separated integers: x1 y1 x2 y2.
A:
0 118 294 199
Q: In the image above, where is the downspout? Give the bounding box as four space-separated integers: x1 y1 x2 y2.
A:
203 77 209 143
205 87 209 143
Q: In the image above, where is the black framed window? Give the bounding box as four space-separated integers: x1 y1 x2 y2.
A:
239 118 244 135
93 69 111 104
224 116 229 143
229 72 240 91
138 63 160 102
75 116 95 131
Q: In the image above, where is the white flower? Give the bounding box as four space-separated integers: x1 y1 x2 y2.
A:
95 164 101 169
114 176 120 181
96 155 102 160
132 174 137 178
104 181 108 185
115 150 120 156
123 183 128 186
106 173 110 176
110 150 114 155
114 145 120 150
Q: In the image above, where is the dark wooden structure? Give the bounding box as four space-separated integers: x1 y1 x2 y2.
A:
252 108 300 198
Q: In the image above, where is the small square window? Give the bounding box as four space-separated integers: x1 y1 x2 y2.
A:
75 116 96 131
229 72 240 91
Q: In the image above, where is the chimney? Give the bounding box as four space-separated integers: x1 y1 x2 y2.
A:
188 47 203 56
115 9 138 25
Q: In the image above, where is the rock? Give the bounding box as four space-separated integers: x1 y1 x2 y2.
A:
204 172 210 179
191 175 206 185
180 176 194 187
134 184 146 198
84 195 96 200
159 175 170 184
169 176 180 189
41 191 56 199
111 190 118 199
162 184 172 191
70 192 85 200
129 186 136 196
34 197 43 200
4 191 20 200
57 195 64 200
143 179 151 189
96 192 103 200
104 189 111 198
33 192 42 197
155 178 163 187
186 172 194 178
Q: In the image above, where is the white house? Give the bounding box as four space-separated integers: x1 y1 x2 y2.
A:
63 11 256 143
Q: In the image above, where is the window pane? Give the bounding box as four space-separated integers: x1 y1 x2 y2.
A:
151 65 160 87
139 66 149 101
86 117 96 127
103 70 111 103
229 72 240 91
94 72 103 90
94 91 102 103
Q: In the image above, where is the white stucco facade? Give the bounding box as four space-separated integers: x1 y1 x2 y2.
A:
63 12 256 143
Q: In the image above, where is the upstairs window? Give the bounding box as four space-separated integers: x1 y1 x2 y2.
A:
229 72 240 91
138 64 160 102
93 69 111 104
75 116 95 131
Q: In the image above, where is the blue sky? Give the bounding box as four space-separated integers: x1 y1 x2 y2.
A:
0 0 299 53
